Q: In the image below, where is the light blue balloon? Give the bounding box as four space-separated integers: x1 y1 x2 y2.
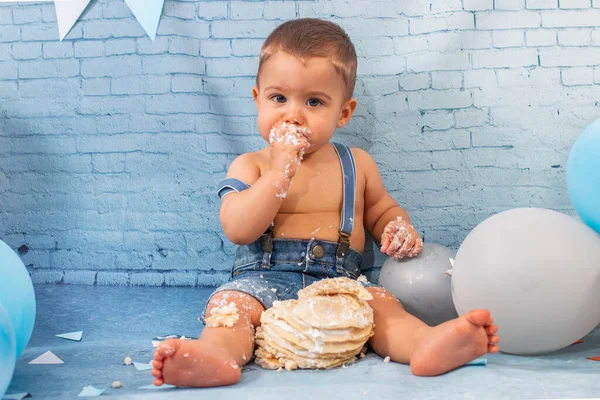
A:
0 240 36 358
567 118 600 234
0 302 16 398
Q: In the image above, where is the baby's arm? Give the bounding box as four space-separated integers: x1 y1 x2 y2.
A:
220 129 309 245
357 149 423 258
219 153 288 245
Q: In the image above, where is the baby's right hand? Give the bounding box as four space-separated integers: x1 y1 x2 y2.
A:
268 123 311 179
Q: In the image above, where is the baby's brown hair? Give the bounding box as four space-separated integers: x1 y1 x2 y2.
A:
257 18 357 99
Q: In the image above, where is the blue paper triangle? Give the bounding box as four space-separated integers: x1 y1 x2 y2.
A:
139 384 176 390
133 361 153 371
56 331 83 341
465 357 487 366
2 393 31 400
77 386 105 397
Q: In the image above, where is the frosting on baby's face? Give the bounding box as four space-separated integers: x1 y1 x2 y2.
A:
269 122 312 145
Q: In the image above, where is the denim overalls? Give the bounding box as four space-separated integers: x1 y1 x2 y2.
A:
205 142 374 314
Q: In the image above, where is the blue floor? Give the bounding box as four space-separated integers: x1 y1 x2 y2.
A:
5 284 600 399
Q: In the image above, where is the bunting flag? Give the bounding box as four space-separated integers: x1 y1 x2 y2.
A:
53 0 165 41
124 0 165 41
54 0 92 41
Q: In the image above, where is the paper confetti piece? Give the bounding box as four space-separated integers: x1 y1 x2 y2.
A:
77 386 105 397
587 356 600 361
56 331 83 341
139 384 176 390
2 393 32 400
29 351 64 365
572 339 584 345
133 361 153 371
152 334 193 347
466 357 487 366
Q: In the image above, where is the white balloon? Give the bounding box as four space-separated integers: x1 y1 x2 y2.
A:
452 208 600 355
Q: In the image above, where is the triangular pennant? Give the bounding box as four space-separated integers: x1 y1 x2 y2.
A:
29 350 64 364
56 331 83 341
124 0 164 41
54 0 93 41
133 361 153 371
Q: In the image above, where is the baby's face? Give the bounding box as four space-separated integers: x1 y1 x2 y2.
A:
252 51 354 153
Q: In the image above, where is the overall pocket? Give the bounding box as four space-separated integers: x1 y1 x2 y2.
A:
232 261 261 277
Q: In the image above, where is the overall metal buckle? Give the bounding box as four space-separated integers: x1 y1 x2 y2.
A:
336 231 350 258
261 225 274 253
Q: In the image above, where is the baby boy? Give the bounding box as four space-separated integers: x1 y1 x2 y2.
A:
152 18 499 388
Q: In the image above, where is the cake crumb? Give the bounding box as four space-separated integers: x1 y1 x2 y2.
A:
112 381 121 389
124 357 132 366
383 356 391 363
285 360 298 371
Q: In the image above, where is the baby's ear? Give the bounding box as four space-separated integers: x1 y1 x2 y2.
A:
337 97 357 128
252 86 260 106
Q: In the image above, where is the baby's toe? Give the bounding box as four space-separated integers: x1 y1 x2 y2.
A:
155 340 179 360
488 344 500 353
153 378 164 386
486 325 499 335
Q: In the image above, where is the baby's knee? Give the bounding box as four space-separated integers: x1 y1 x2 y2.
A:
207 290 265 327
366 286 402 306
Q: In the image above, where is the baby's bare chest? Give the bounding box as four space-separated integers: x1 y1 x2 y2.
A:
280 166 343 214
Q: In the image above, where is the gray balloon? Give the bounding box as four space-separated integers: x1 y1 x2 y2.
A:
452 208 600 355
378 243 458 326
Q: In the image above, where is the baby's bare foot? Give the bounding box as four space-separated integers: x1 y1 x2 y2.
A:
151 338 241 388
409 309 499 376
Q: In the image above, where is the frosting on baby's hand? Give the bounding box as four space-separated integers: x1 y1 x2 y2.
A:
380 217 423 259
268 122 312 199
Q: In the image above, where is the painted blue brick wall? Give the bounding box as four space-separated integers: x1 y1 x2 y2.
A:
0 0 599 286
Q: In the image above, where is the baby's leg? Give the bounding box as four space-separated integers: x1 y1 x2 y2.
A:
151 290 264 387
366 287 499 376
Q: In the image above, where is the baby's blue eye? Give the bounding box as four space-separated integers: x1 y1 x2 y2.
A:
272 95 286 103
307 98 321 107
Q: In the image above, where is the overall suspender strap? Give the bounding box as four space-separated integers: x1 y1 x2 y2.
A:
331 142 356 260
217 177 274 267
217 178 251 200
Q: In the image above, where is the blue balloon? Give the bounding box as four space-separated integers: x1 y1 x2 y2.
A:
567 118 600 234
0 302 16 398
0 240 36 358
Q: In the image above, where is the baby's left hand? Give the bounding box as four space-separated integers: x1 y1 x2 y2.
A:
380 217 423 259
